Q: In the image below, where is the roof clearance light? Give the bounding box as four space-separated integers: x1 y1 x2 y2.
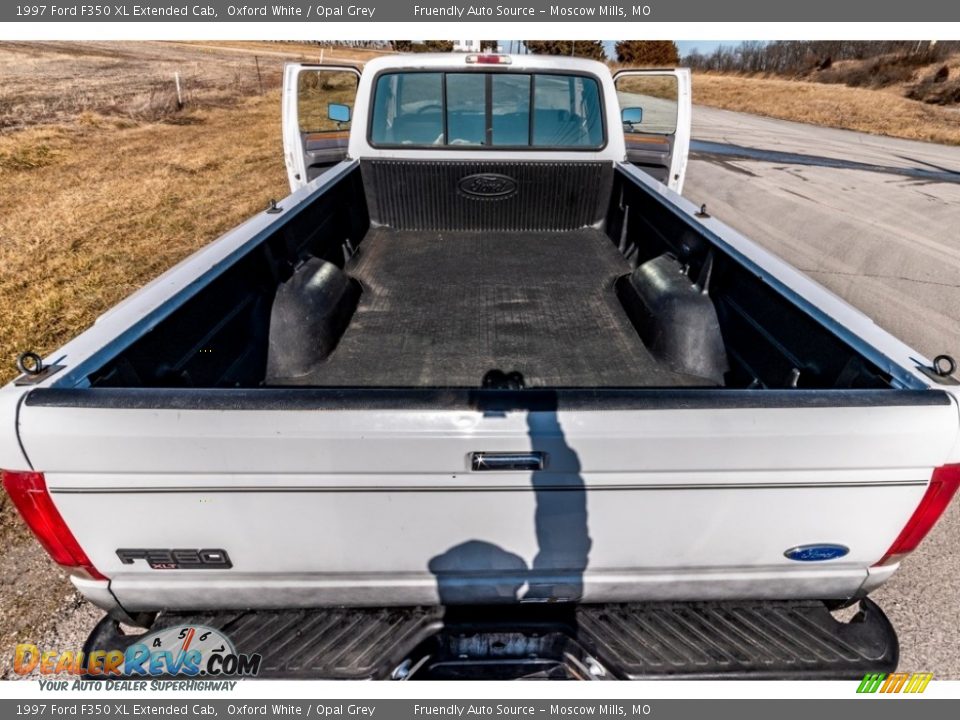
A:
466 54 512 65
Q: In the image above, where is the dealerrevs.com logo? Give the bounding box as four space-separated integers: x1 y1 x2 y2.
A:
14 625 261 678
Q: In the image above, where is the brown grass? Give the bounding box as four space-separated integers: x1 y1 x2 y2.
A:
0 41 294 386
0 41 292 130
0 94 288 386
692 73 960 145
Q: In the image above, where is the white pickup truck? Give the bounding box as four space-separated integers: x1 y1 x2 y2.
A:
3 53 960 680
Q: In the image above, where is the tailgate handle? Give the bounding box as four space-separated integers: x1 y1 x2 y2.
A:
471 452 545 472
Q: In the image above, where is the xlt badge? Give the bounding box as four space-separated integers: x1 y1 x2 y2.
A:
116 548 232 570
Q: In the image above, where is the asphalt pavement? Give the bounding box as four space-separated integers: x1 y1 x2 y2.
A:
685 106 960 678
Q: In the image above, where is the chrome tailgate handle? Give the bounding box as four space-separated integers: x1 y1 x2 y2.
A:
471 452 545 472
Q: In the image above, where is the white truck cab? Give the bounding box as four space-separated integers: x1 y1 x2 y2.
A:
282 54 691 193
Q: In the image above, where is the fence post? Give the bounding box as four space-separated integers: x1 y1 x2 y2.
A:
255 55 264 94
174 72 183 109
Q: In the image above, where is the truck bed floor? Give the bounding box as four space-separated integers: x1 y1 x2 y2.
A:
299 228 709 388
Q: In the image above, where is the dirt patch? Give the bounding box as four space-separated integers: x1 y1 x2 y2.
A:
0 508 92 679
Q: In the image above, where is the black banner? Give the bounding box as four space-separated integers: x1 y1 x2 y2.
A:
4 1 959 22
3 699 959 720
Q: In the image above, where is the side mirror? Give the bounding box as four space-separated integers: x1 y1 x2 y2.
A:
621 107 643 126
328 103 351 123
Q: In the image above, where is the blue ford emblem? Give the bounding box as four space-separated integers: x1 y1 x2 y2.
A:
784 544 849 562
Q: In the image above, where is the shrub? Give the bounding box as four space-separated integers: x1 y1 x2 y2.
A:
615 41 680 66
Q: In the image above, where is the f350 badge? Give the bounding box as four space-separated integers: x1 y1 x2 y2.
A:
116 548 232 570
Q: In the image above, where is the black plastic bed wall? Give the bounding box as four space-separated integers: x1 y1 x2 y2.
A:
360 159 614 232
606 168 894 390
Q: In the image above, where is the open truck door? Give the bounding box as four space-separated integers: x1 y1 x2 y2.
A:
282 64 361 192
613 68 691 194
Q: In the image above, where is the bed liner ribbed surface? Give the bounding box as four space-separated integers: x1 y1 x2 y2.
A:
297 227 708 388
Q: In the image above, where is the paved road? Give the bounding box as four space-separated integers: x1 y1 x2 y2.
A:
685 106 960 678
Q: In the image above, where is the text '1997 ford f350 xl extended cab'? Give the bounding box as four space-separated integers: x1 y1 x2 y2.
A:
3 54 960 680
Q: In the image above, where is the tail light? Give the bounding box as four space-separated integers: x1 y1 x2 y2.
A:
874 463 960 566
1 470 105 580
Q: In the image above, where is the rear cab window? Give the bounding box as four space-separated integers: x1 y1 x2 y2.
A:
369 71 605 149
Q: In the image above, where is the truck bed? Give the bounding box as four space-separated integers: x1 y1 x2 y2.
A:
84 162 899 393
288 227 708 388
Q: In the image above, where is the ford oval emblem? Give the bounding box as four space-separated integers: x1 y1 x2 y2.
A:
458 173 518 199
784 544 850 562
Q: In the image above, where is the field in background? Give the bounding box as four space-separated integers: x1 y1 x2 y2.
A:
173 40 393 64
0 42 300 383
686 47 960 145
692 71 960 146
0 40 380 131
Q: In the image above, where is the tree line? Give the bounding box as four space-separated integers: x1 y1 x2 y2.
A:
518 41 680 65
389 41 499 53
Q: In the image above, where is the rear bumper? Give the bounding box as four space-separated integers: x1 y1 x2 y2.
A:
83 598 898 680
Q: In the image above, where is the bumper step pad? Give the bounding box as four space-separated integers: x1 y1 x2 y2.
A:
85 599 897 680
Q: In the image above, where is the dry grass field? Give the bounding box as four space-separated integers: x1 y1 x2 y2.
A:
692 70 960 146
0 42 297 386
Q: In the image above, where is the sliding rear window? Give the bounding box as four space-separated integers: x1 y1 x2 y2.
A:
369 71 605 149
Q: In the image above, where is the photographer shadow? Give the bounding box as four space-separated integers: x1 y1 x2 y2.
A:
428 372 591 606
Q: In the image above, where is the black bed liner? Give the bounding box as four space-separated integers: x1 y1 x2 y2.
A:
286 227 709 388
81 161 910 393
85 599 898 680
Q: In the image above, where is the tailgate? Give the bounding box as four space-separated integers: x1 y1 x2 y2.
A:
16 388 960 611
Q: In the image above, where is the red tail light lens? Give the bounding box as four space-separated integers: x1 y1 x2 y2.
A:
1 470 105 580
875 464 960 566
465 54 512 65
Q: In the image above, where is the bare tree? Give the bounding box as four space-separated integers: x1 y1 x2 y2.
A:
524 41 607 61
